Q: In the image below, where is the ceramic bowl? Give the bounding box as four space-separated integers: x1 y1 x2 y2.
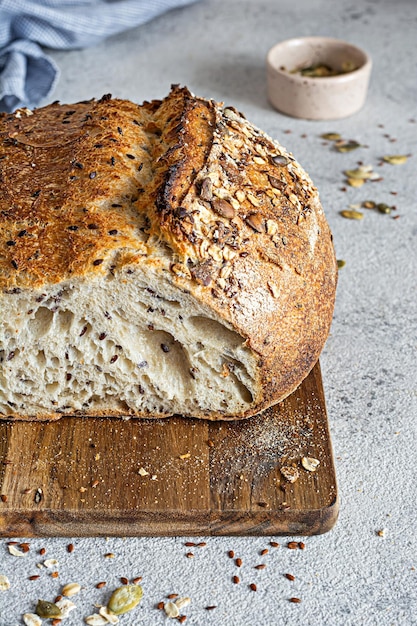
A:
266 37 372 120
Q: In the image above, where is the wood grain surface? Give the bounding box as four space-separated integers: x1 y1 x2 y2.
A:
0 361 338 537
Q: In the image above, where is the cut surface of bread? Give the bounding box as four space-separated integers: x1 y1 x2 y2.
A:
0 86 337 420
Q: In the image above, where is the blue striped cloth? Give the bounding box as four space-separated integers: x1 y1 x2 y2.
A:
0 0 200 112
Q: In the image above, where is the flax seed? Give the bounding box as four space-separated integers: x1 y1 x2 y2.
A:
270 541 280 548
51 571 59 578
232 576 240 584
196 542 207 548
120 577 129 585
39 548 46 555
29 575 40 581
96 581 106 589
287 541 298 549
167 594 179 600
205 606 217 610
285 573 295 581
298 542 306 550
290 597 301 603
184 542 196 547
249 583 257 591
51 620 61 626
185 552 194 558
235 558 242 567
55 595 63 603
178 617 187 624
157 602 164 610
255 564 266 570
228 550 235 558
0 495 7 502
132 577 142 584
260 549 268 556
20 543 30 552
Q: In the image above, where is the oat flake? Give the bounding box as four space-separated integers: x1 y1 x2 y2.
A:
23 614 42 626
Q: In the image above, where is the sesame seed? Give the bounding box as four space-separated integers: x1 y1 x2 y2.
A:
18 230 27 237
126 154 135 159
67 225 78 231
11 260 18 269
117 126 123 135
99 333 107 340
6 240 15 246
88 223 99 229
110 157 116 166
89 171 97 179
161 343 170 353
108 229 118 235
74 162 84 169
93 259 103 266
110 355 118 364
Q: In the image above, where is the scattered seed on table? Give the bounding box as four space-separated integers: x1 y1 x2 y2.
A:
255 564 266 570
196 542 207 548
232 576 240 584
157 602 164 610
96 581 106 589
185 542 196 547
206 606 217 610
270 541 280 548
287 542 299 549
260 549 268 556
132 577 142 585
235 558 242 567
167 594 179 600
298 542 306 550
285 573 295 581
120 577 129 585
29 575 40 581
185 552 194 558
178 616 187 624
290 597 301 603
228 550 235 558
249 583 257 591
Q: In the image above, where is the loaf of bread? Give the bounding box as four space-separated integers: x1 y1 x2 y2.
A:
0 85 337 421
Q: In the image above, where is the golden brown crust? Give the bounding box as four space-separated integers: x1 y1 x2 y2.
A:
0 86 337 420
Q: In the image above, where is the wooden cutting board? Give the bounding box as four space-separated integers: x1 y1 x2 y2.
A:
0 361 338 537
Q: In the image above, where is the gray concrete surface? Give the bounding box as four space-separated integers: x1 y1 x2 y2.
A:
1 0 416 624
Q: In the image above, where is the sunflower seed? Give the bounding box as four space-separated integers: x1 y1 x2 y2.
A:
0 575 10 591
271 154 289 166
301 457 320 472
107 585 143 615
245 213 264 232
382 155 408 165
61 582 81 597
211 198 235 219
340 209 364 220
320 133 341 141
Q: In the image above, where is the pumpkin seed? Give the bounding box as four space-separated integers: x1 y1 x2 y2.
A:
382 155 408 165
340 210 364 220
337 259 346 269
344 169 372 180
35 599 63 618
335 141 361 152
0 575 10 591
377 203 392 214
320 132 341 141
347 178 365 188
107 584 143 615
